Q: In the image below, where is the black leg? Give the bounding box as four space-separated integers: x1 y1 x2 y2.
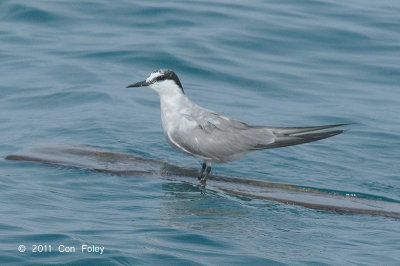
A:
200 165 212 187
198 161 207 180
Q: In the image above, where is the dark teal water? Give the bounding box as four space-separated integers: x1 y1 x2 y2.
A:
1 0 400 265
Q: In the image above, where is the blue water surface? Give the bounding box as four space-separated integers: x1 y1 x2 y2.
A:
1 0 400 265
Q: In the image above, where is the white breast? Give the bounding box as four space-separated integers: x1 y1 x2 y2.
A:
159 93 197 137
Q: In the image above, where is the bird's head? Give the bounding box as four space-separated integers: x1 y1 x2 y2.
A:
126 69 184 95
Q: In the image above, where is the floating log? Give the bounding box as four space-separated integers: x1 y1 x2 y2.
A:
6 144 400 219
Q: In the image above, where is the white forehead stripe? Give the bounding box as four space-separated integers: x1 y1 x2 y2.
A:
146 71 163 82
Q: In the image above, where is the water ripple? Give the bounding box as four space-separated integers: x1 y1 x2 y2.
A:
1 0 400 264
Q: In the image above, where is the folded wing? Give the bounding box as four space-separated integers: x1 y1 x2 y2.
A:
254 123 348 149
175 107 348 162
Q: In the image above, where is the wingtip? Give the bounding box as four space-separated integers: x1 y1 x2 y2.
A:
334 129 347 135
329 123 352 128
340 122 356 127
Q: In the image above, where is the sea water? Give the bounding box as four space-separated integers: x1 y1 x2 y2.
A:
0 0 399 265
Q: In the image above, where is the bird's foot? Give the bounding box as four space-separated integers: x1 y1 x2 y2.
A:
199 165 211 188
199 176 207 187
198 161 207 180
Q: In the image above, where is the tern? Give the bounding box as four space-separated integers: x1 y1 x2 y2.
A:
126 69 348 186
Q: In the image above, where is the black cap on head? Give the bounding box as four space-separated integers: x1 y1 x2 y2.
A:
152 69 184 92
126 69 184 93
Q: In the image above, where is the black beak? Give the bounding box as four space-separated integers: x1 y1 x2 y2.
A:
126 80 149 88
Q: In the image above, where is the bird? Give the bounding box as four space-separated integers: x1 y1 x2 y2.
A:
126 69 348 186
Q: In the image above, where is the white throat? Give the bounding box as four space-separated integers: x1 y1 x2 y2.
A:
155 82 192 139
149 80 184 98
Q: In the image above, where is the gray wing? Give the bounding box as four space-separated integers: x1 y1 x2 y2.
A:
174 107 348 162
173 109 276 162
257 124 348 149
